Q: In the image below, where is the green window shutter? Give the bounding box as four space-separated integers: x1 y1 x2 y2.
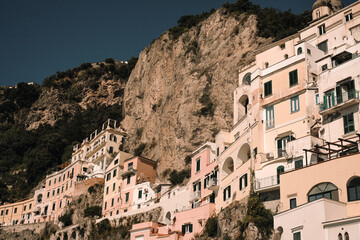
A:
189 224 193 233
223 189 226 201
245 174 248 187
182 225 185 234
336 86 342 104
323 95 327 109
331 91 335 106
239 177 243 190
228 186 231 199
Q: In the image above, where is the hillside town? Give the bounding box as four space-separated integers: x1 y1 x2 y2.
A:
1 0 360 239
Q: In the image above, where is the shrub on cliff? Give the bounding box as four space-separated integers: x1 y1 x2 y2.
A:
169 169 190 185
205 216 218 237
58 209 74 227
84 206 102 218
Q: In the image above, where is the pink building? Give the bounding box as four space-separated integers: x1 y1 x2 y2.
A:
103 156 156 217
130 142 217 240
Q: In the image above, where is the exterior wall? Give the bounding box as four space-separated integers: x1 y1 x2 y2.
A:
274 198 347 240
173 203 216 240
279 152 360 214
0 198 34 226
132 182 157 210
324 217 360 240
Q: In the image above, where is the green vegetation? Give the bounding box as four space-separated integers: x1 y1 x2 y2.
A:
0 104 123 203
88 186 96 194
168 169 190 185
237 191 273 240
134 143 147 156
58 209 74 227
168 10 215 40
204 216 218 237
185 155 192 165
84 206 102 218
223 0 312 42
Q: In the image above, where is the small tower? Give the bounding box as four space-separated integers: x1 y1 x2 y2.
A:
312 0 343 21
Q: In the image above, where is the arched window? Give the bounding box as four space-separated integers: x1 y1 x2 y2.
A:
308 182 339 202
344 232 349 240
284 54 289 59
338 233 343 240
297 47 303 55
277 166 284 184
242 73 251 85
265 62 269 68
347 177 360 201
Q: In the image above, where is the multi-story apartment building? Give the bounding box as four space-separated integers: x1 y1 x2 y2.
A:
0 198 33 226
32 119 126 223
103 156 157 217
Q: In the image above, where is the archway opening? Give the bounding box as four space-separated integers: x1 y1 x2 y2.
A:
222 157 234 178
347 177 360 201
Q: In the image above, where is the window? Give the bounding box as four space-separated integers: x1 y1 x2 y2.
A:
344 232 349 240
24 205 26 211
307 49 311 55
290 96 300 113
6 209 8 215
138 190 143 199
290 198 297 209
343 113 355 134
318 41 328 53
204 175 210 188
265 62 269 68
196 158 201 172
217 147 219 156
114 159 118 165
277 166 284 184
318 24 326 35
193 181 201 192
59 176 61 182
49 180 51 186
125 193 129 202
308 182 339 202
182 224 193 234
339 233 343 240
104 202 107 210
59 200 62 208
264 81 272 97
14 207 17 214
266 106 274 129
0 210 3 216
322 64 328 71
109 146 114 154
277 135 294 158
54 178 56 184
345 13 353 22
113 183 116 191
106 173 111 181
297 47 303 55
47 191 50 198
289 70 298 87
52 203 56 211
106 186 109 195
293 232 301 240
52 190 55 196
127 175 131 184
315 94 319 105
284 54 288 59
29 204 32 209
280 43 285 50
223 185 231 201
128 162 133 170
347 177 360 201
337 79 355 104
295 159 303 169
57 188 60 195
113 169 117 177
111 198 114 207
239 173 248 190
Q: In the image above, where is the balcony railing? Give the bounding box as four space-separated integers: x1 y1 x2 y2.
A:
255 175 279 191
319 90 359 112
277 148 286 158
189 191 201 202
266 119 275 129
208 178 219 191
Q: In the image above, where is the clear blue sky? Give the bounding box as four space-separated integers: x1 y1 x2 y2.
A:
0 0 356 86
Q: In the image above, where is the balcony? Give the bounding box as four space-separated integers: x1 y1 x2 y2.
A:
277 148 286 158
120 168 136 177
286 135 325 159
189 191 201 202
255 175 279 192
208 178 219 191
319 90 359 115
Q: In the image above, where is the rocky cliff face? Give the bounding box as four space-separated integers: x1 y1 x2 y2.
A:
122 9 270 174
